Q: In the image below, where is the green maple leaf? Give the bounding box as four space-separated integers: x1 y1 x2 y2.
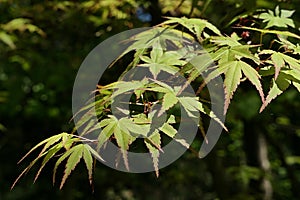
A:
205 60 264 114
260 68 300 112
139 47 186 78
144 130 161 177
276 35 300 55
147 79 179 112
260 50 300 79
12 133 101 190
123 27 193 55
209 34 260 65
97 116 141 170
258 6 295 28
211 44 260 65
210 33 242 47
162 17 222 38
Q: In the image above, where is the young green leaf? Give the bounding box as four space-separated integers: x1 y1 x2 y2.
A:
82 144 94 185
260 68 300 112
258 6 295 28
260 74 290 112
144 130 161 177
139 47 185 78
159 123 177 138
207 60 264 114
12 133 80 189
97 120 116 150
210 33 241 47
112 79 148 98
17 133 68 164
271 52 285 79
260 50 300 77
162 92 178 111
121 27 193 60
114 125 132 170
162 17 222 38
34 144 63 183
60 144 85 189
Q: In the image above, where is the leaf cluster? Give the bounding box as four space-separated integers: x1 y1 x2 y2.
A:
13 6 300 189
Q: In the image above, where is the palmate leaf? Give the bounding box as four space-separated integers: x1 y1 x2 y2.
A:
12 133 80 189
209 34 260 65
159 122 191 149
258 6 295 29
210 33 241 47
112 79 149 98
276 35 300 55
139 47 186 78
146 80 179 112
260 50 300 78
107 24 194 75
114 125 135 170
144 130 161 177
162 17 222 38
97 118 116 150
118 26 193 63
204 60 264 114
260 76 289 112
60 144 85 189
147 80 227 132
53 143 103 189
177 97 227 131
260 68 300 112
12 132 103 190
97 116 140 170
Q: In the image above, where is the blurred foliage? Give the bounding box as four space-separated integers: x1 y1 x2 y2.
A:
1 0 300 200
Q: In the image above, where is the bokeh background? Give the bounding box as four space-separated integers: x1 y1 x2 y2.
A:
1 0 300 199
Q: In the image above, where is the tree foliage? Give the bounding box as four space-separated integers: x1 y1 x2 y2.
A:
11 5 300 193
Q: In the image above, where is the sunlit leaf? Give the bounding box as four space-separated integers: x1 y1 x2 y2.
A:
206 60 264 114
260 74 290 112
260 50 300 75
162 92 178 111
258 6 295 28
60 144 85 189
159 123 177 138
12 133 79 189
162 17 222 38
82 144 94 185
114 125 133 170
144 130 161 177
34 144 63 182
97 119 116 150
